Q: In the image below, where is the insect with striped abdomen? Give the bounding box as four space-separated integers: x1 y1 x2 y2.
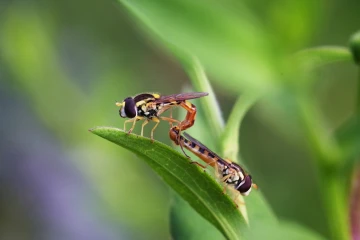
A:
169 127 257 205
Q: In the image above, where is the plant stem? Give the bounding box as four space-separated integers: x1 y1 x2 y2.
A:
351 66 360 240
297 97 349 240
349 30 360 240
182 56 225 139
323 170 350 240
297 97 342 167
350 169 360 240
221 93 259 160
357 68 360 114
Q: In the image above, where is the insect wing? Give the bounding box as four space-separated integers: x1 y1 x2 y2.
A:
154 92 208 104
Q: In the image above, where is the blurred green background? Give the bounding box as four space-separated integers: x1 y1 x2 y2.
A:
0 0 359 239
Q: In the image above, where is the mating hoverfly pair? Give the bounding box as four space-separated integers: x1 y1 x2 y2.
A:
116 92 257 202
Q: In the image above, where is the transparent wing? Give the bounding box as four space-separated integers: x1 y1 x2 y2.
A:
154 92 208 103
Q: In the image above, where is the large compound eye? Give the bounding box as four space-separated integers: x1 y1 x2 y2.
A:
124 97 137 118
237 175 253 196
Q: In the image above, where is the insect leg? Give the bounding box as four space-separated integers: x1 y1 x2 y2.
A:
174 102 197 157
190 161 207 168
127 117 142 134
141 119 149 137
221 174 232 183
150 118 160 141
222 184 228 195
156 104 172 115
190 159 216 170
169 126 190 158
214 162 220 178
215 172 232 195
232 192 241 208
169 108 173 128
202 159 217 169
232 191 246 208
159 116 181 125
177 125 190 158
213 163 228 193
124 118 136 133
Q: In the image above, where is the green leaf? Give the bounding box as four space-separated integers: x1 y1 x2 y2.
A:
179 56 276 228
294 46 352 71
169 89 226 240
90 127 246 240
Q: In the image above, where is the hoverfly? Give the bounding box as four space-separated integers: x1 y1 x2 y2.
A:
169 127 257 200
116 92 208 140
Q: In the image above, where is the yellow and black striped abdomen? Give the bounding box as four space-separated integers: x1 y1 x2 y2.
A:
179 135 219 167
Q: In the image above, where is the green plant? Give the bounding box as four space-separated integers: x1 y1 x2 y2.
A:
90 1 360 239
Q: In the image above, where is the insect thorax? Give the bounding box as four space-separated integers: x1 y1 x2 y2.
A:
137 102 165 119
218 163 243 186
